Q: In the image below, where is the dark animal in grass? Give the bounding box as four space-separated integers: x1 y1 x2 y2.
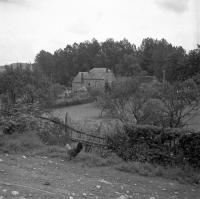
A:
65 142 83 160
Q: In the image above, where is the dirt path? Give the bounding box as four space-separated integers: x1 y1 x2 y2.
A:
0 153 199 199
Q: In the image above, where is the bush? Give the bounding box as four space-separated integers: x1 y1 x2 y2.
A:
107 124 200 168
0 102 43 135
37 117 69 146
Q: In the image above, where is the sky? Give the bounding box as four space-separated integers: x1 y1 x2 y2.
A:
0 0 199 65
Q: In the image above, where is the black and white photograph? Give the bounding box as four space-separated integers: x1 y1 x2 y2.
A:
0 0 200 198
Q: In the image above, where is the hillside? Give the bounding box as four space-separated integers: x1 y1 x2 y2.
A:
0 150 199 199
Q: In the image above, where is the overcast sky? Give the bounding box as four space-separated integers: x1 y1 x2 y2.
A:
0 0 199 65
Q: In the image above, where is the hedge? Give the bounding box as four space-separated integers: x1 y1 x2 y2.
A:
107 124 200 168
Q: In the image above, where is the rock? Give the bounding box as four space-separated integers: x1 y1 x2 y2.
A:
150 197 156 199
69 196 73 199
11 191 19 196
22 155 27 159
99 179 113 185
2 189 7 192
116 195 129 199
96 185 101 189
0 159 3 162
0 170 5 172
83 193 87 197
43 181 50 186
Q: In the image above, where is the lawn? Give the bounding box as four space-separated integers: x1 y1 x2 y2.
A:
52 102 102 122
52 102 119 136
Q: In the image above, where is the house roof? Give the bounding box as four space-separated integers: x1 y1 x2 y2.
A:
72 68 115 83
88 68 111 80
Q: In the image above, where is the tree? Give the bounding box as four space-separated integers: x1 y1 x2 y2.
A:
185 45 200 81
97 76 160 124
0 66 24 103
0 66 64 108
158 79 200 128
35 50 55 79
138 38 186 82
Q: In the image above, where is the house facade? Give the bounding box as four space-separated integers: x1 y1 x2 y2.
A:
72 68 115 91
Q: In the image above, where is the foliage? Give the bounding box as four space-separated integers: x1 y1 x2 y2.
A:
0 66 64 108
35 38 140 85
97 76 161 124
98 75 199 128
0 101 70 146
0 102 43 134
54 91 94 108
158 79 200 128
138 38 187 82
107 124 200 168
37 117 68 146
28 37 199 86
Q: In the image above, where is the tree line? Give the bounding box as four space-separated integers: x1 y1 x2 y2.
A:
35 38 200 86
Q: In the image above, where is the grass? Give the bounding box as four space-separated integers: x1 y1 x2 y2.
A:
0 131 199 185
115 161 200 185
0 131 44 153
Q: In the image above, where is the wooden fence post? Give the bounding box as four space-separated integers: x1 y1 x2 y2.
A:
65 112 71 143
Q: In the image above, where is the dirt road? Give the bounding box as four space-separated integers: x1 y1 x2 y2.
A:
0 152 199 199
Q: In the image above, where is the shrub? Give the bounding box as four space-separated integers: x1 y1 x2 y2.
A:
107 124 200 168
37 117 69 146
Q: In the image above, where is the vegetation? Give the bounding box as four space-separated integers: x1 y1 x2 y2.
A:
0 37 200 186
107 124 200 169
34 38 200 87
0 66 65 108
97 76 200 128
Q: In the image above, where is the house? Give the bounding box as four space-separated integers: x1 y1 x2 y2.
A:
72 68 115 91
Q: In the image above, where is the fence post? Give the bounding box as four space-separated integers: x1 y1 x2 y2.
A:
65 112 71 143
